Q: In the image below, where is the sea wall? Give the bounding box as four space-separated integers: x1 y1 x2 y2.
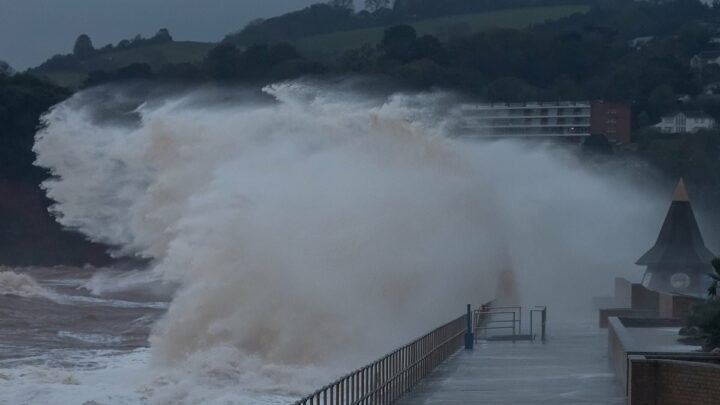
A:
629 357 720 405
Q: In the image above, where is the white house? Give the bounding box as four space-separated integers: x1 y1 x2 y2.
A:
690 51 720 69
628 36 654 49
703 81 720 95
654 112 717 134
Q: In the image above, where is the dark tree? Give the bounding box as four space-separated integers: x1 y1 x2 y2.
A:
412 35 446 63
365 0 391 12
379 25 418 62
484 77 538 102
157 63 203 81
73 34 95 58
329 0 354 10
153 28 173 42
340 44 378 72
83 70 114 88
710 258 720 298
203 43 242 80
583 134 613 155
237 43 305 80
686 258 720 350
116 63 153 80
0 60 14 76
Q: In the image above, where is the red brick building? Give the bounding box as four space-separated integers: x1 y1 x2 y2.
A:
590 101 632 144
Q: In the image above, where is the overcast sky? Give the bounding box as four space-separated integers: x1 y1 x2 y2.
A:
0 0 322 70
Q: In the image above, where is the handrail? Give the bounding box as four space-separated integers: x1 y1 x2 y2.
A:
473 306 521 339
529 306 548 342
294 314 466 405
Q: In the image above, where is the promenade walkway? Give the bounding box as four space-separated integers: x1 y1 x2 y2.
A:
397 321 624 405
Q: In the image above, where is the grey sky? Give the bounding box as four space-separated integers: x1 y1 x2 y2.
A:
0 0 322 70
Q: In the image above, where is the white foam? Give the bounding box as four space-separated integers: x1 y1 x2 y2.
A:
57 331 123 345
0 270 51 298
83 269 172 297
0 349 149 405
32 81 664 402
53 294 169 309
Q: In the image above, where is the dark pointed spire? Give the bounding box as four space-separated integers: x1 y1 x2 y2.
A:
672 178 688 202
637 179 715 267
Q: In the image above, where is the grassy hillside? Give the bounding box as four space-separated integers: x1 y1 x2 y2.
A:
296 5 590 54
31 5 588 88
32 41 214 88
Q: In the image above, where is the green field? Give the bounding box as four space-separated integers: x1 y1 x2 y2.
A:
296 5 590 54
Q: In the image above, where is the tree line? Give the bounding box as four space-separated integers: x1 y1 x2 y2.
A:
36 28 174 71
224 0 590 47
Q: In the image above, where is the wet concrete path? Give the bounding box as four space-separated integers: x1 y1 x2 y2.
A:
397 323 624 405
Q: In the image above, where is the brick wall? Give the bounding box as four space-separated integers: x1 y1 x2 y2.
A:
590 101 632 144
608 317 631 390
659 293 702 318
658 293 673 318
630 358 720 405
671 295 702 319
631 284 660 311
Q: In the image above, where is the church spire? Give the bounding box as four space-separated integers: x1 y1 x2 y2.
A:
672 178 688 202
636 179 716 295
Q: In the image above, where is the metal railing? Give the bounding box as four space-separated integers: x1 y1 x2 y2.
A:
472 306 548 342
295 315 466 405
473 306 521 339
529 306 547 342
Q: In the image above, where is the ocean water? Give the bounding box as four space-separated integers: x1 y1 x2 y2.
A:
0 267 309 404
0 266 160 404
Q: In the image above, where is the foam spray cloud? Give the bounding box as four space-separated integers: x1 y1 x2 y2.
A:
35 81 662 403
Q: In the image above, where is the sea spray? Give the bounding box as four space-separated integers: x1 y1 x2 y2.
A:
0 269 50 298
34 81 663 403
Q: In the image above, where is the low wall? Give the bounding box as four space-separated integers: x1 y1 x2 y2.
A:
608 317 631 387
629 357 720 405
600 280 699 329
608 316 715 399
599 309 657 328
658 294 702 319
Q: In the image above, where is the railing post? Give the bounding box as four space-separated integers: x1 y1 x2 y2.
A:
464 304 474 350
530 310 534 341
541 307 547 342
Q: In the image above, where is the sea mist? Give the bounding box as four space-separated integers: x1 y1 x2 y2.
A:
34 81 661 403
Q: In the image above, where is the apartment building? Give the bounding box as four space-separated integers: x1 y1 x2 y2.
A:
455 101 631 144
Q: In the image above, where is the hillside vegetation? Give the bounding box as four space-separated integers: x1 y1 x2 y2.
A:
31 41 213 88
296 5 590 54
225 0 591 46
29 4 586 88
